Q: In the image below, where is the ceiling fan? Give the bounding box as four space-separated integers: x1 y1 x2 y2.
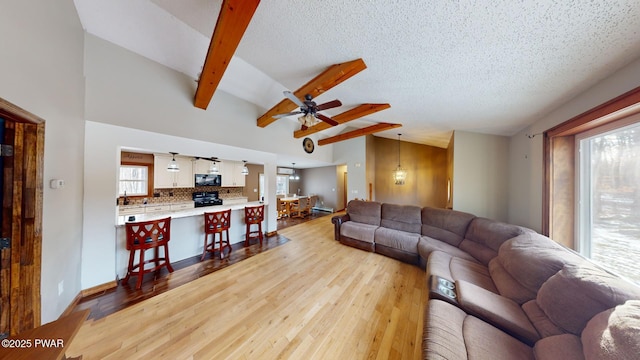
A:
273 91 342 130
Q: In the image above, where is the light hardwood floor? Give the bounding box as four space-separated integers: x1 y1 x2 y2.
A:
67 214 426 359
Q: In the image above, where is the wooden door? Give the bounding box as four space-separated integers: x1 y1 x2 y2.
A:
0 98 44 337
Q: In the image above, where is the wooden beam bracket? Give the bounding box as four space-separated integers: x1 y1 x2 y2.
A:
317 123 402 146
294 103 390 138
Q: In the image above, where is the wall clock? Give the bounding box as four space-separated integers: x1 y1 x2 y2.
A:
303 137 315 153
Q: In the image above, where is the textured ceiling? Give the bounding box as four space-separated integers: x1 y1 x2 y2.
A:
74 0 640 148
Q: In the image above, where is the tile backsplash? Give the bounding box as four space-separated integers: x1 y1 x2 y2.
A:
119 186 244 205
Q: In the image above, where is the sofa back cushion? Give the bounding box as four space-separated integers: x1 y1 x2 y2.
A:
347 200 382 226
381 203 422 233
459 217 532 265
491 232 587 303
581 300 640 360
421 207 475 247
537 264 640 335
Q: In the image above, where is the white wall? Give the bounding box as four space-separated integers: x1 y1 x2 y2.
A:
300 166 339 210
83 122 279 289
83 34 334 164
81 33 345 289
453 131 509 222
508 57 640 232
0 0 85 323
334 136 368 204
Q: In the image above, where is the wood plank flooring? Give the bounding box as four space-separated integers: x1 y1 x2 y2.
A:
67 214 427 359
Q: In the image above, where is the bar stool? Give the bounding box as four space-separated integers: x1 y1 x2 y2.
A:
123 217 174 289
202 209 232 260
244 204 264 246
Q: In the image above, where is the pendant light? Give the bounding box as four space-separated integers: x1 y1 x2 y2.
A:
393 134 406 185
241 160 249 175
167 152 180 172
209 157 219 175
289 162 300 181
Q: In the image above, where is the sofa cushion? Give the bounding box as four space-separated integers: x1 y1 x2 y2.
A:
424 299 535 360
426 251 497 294
421 207 475 247
463 316 535 360
581 300 640 360
340 221 378 244
346 200 381 226
521 300 564 338
489 258 537 305
456 280 540 345
460 217 532 265
495 232 586 297
381 203 422 233
418 235 479 263
423 299 468 359
533 334 584 360
374 227 420 253
537 264 640 335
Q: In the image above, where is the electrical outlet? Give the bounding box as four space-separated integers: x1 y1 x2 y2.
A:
58 281 64 296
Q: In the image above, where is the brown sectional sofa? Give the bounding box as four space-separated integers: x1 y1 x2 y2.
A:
331 200 640 359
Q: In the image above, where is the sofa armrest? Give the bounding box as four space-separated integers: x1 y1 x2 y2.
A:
331 214 350 240
456 280 540 346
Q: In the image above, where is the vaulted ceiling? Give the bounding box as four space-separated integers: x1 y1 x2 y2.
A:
74 0 640 148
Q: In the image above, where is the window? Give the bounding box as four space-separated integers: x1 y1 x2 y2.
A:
119 165 148 196
577 119 640 284
276 175 289 195
545 87 640 285
259 174 290 199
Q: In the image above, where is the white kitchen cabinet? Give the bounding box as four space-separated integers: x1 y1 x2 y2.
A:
222 197 248 205
154 154 194 188
118 205 145 216
170 202 194 211
145 204 171 213
220 160 246 187
193 158 213 175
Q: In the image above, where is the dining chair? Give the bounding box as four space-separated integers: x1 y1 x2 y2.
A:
123 217 174 289
202 209 232 260
244 205 264 246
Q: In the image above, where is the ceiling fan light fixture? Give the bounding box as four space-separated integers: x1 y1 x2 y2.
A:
298 113 317 127
167 152 180 172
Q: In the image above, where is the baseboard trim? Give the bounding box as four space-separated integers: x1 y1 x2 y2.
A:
60 291 83 318
60 280 117 319
81 280 118 298
266 230 278 237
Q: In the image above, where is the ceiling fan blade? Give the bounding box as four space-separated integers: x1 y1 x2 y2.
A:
315 99 342 111
258 59 367 127
283 91 305 108
273 111 303 119
316 113 339 126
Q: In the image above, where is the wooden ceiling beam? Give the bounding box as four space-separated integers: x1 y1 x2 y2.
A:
257 58 367 127
293 103 391 138
194 0 260 110
317 123 402 146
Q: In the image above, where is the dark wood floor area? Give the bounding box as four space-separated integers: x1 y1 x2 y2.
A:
74 210 333 320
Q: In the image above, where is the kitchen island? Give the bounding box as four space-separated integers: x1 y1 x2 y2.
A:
115 201 268 279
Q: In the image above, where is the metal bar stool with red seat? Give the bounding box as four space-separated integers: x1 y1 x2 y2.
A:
244 204 264 246
123 216 174 289
202 209 232 260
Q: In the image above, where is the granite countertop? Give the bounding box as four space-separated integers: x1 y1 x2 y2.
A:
118 200 194 209
116 201 267 226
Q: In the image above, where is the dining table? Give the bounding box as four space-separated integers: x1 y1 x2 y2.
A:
280 196 299 218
